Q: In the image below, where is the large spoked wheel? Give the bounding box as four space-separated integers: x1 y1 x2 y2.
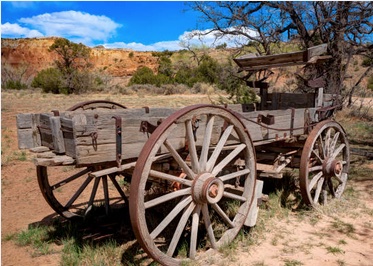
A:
37 165 129 219
300 120 350 207
129 104 256 265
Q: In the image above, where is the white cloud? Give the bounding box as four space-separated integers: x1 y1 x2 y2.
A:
103 40 181 51
1 22 43 38
102 27 258 51
15 10 121 45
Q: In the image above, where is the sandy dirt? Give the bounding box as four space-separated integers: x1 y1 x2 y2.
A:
1 91 372 266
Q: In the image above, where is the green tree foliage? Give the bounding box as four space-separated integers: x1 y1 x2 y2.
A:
158 56 173 77
48 38 92 94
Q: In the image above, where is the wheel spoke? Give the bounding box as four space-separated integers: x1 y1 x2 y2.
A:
318 135 325 158
309 165 323 172
311 149 323 163
212 203 235 228
164 139 195 179
167 201 196 257
330 132 340 154
199 115 215 172
149 170 193 187
324 129 332 157
186 120 200 173
102 175 110 215
144 187 192 209
150 196 193 239
313 177 325 204
86 177 101 215
219 168 251 182
206 125 234 172
308 171 323 191
331 143 346 159
65 175 94 209
189 205 201 259
327 179 336 198
223 191 247 202
51 168 91 190
108 174 128 201
212 143 246 176
202 203 217 249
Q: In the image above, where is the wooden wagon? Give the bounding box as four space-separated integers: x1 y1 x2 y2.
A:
16 45 350 265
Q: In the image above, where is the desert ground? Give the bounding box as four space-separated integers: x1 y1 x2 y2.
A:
1 90 372 266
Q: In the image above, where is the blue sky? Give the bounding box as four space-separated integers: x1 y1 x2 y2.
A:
1 1 253 51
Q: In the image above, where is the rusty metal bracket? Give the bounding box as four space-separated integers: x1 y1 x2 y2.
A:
51 110 60 116
140 119 163 137
112 116 122 168
143 106 150 114
257 114 275 125
90 132 98 151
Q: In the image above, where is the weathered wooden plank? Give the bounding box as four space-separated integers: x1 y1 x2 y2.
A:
17 129 36 149
33 155 75 166
30 146 50 153
60 117 76 158
234 44 328 70
50 116 65 154
37 151 58 158
16 113 33 129
38 113 54 149
16 113 41 149
307 44 327 60
234 50 306 70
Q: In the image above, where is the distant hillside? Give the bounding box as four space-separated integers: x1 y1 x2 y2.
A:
2 37 370 93
1 37 158 81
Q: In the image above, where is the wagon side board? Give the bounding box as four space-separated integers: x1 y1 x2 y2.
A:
16 104 321 167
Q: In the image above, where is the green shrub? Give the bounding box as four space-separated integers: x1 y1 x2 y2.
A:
128 66 156 86
174 65 197 87
128 66 173 87
31 68 65 94
3 80 28 90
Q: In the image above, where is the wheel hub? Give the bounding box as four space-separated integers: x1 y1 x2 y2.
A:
323 158 343 178
192 173 224 204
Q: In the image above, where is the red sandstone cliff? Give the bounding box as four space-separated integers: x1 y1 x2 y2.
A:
1 37 158 79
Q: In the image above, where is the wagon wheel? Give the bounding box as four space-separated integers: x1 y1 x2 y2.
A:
129 104 256 265
300 120 350 207
37 165 129 219
67 100 127 111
